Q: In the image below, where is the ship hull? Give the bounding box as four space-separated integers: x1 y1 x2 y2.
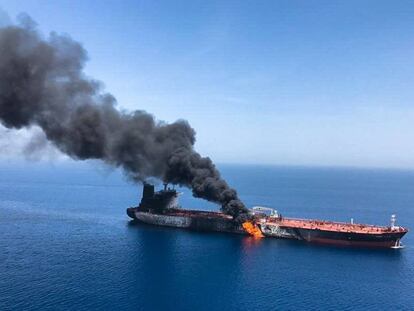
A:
127 208 407 248
127 208 246 234
259 223 407 248
294 227 406 248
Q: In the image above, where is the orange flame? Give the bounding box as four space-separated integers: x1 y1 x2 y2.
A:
242 221 264 238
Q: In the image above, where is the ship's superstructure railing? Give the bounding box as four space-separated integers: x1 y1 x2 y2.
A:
251 206 279 218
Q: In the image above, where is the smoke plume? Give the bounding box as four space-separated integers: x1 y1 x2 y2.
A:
0 15 249 222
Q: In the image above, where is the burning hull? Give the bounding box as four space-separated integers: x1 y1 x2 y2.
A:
127 208 407 248
129 184 408 248
127 207 246 234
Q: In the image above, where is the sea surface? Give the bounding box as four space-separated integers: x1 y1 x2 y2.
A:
0 162 413 310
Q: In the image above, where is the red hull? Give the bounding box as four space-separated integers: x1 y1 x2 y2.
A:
307 237 402 248
260 217 408 248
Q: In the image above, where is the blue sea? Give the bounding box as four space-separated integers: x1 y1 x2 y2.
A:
0 162 413 310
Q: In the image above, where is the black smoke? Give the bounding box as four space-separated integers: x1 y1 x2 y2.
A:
0 15 249 222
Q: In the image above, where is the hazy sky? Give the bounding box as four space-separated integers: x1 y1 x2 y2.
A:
1 1 414 168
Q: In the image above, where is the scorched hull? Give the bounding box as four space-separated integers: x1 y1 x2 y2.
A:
127 208 246 235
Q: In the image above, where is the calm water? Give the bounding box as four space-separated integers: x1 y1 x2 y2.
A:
0 162 413 310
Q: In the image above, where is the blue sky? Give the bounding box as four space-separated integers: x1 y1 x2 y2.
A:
1 1 414 168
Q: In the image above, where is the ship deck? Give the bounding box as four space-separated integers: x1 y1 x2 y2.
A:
265 217 408 234
164 209 233 220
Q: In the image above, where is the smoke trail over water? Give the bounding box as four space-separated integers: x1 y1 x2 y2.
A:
0 15 249 221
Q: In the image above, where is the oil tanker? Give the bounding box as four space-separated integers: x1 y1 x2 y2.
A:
127 184 408 248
